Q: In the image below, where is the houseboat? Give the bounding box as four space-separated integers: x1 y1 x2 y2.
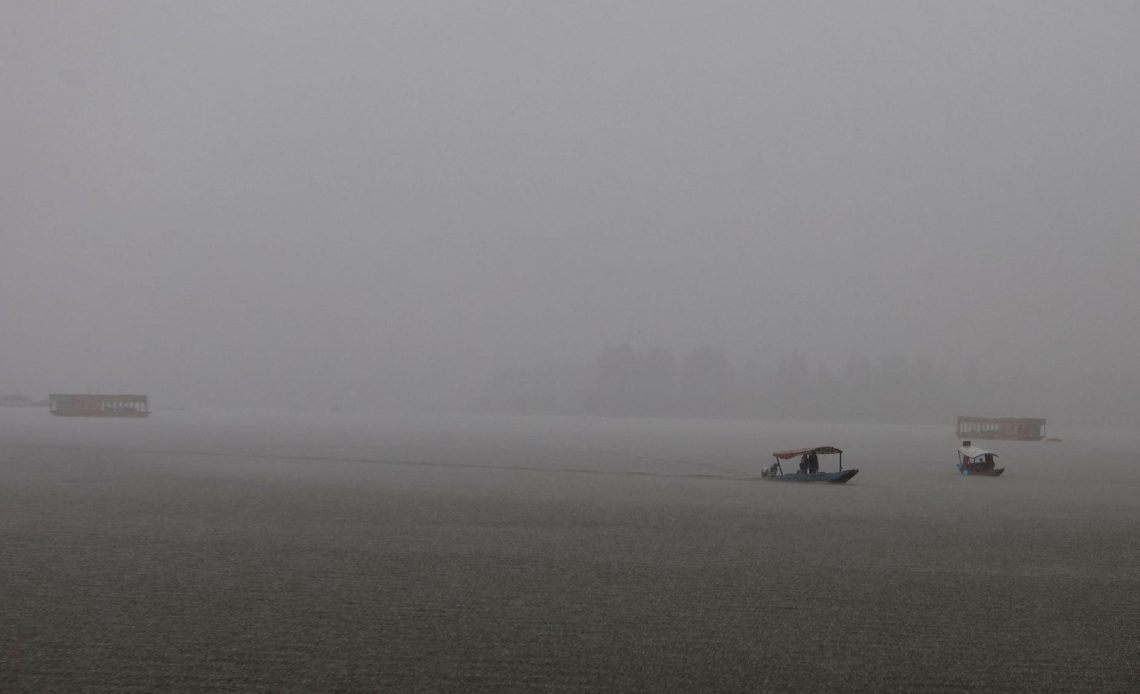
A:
955 416 1045 441
49 394 150 417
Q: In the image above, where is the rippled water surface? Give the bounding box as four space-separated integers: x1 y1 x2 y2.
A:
2 410 1137 692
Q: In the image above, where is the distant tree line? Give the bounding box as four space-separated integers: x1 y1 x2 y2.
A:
478 345 1140 426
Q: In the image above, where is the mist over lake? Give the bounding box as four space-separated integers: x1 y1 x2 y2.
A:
2 410 1136 691
4 2 1140 690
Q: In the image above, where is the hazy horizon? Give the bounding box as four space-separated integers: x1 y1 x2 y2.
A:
4 2 1139 418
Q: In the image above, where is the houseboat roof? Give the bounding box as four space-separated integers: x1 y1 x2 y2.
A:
49 393 148 399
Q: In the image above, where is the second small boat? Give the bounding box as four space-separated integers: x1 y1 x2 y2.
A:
956 441 1005 477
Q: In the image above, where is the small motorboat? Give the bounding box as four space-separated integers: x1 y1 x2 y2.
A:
762 446 858 483
956 441 1005 476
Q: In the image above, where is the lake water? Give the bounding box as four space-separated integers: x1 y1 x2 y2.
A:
2 410 1137 691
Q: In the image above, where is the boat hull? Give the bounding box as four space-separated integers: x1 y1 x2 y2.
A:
763 469 859 483
959 467 1004 477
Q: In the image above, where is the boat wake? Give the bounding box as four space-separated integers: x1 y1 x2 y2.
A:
5 441 755 482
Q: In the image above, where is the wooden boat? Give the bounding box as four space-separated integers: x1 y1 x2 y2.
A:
956 441 1005 477
762 446 858 483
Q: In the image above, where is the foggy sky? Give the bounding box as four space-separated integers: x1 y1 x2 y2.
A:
3 2 1139 411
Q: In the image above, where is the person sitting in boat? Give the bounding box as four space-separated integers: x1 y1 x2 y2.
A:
799 454 809 473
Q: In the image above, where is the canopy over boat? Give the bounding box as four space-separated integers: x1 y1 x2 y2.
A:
956 442 1003 476
958 445 997 461
772 446 842 460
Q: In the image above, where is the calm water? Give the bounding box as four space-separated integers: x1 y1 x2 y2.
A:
2 410 1137 692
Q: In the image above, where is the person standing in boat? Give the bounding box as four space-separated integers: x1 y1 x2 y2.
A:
810 452 820 473
799 454 809 473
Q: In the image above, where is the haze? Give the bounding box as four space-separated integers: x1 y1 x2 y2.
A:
4 2 1139 421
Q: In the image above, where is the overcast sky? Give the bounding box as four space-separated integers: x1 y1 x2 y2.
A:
3 2 1138 409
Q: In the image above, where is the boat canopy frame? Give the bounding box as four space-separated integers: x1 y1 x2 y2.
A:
771 446 844 472
958 444 998 463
